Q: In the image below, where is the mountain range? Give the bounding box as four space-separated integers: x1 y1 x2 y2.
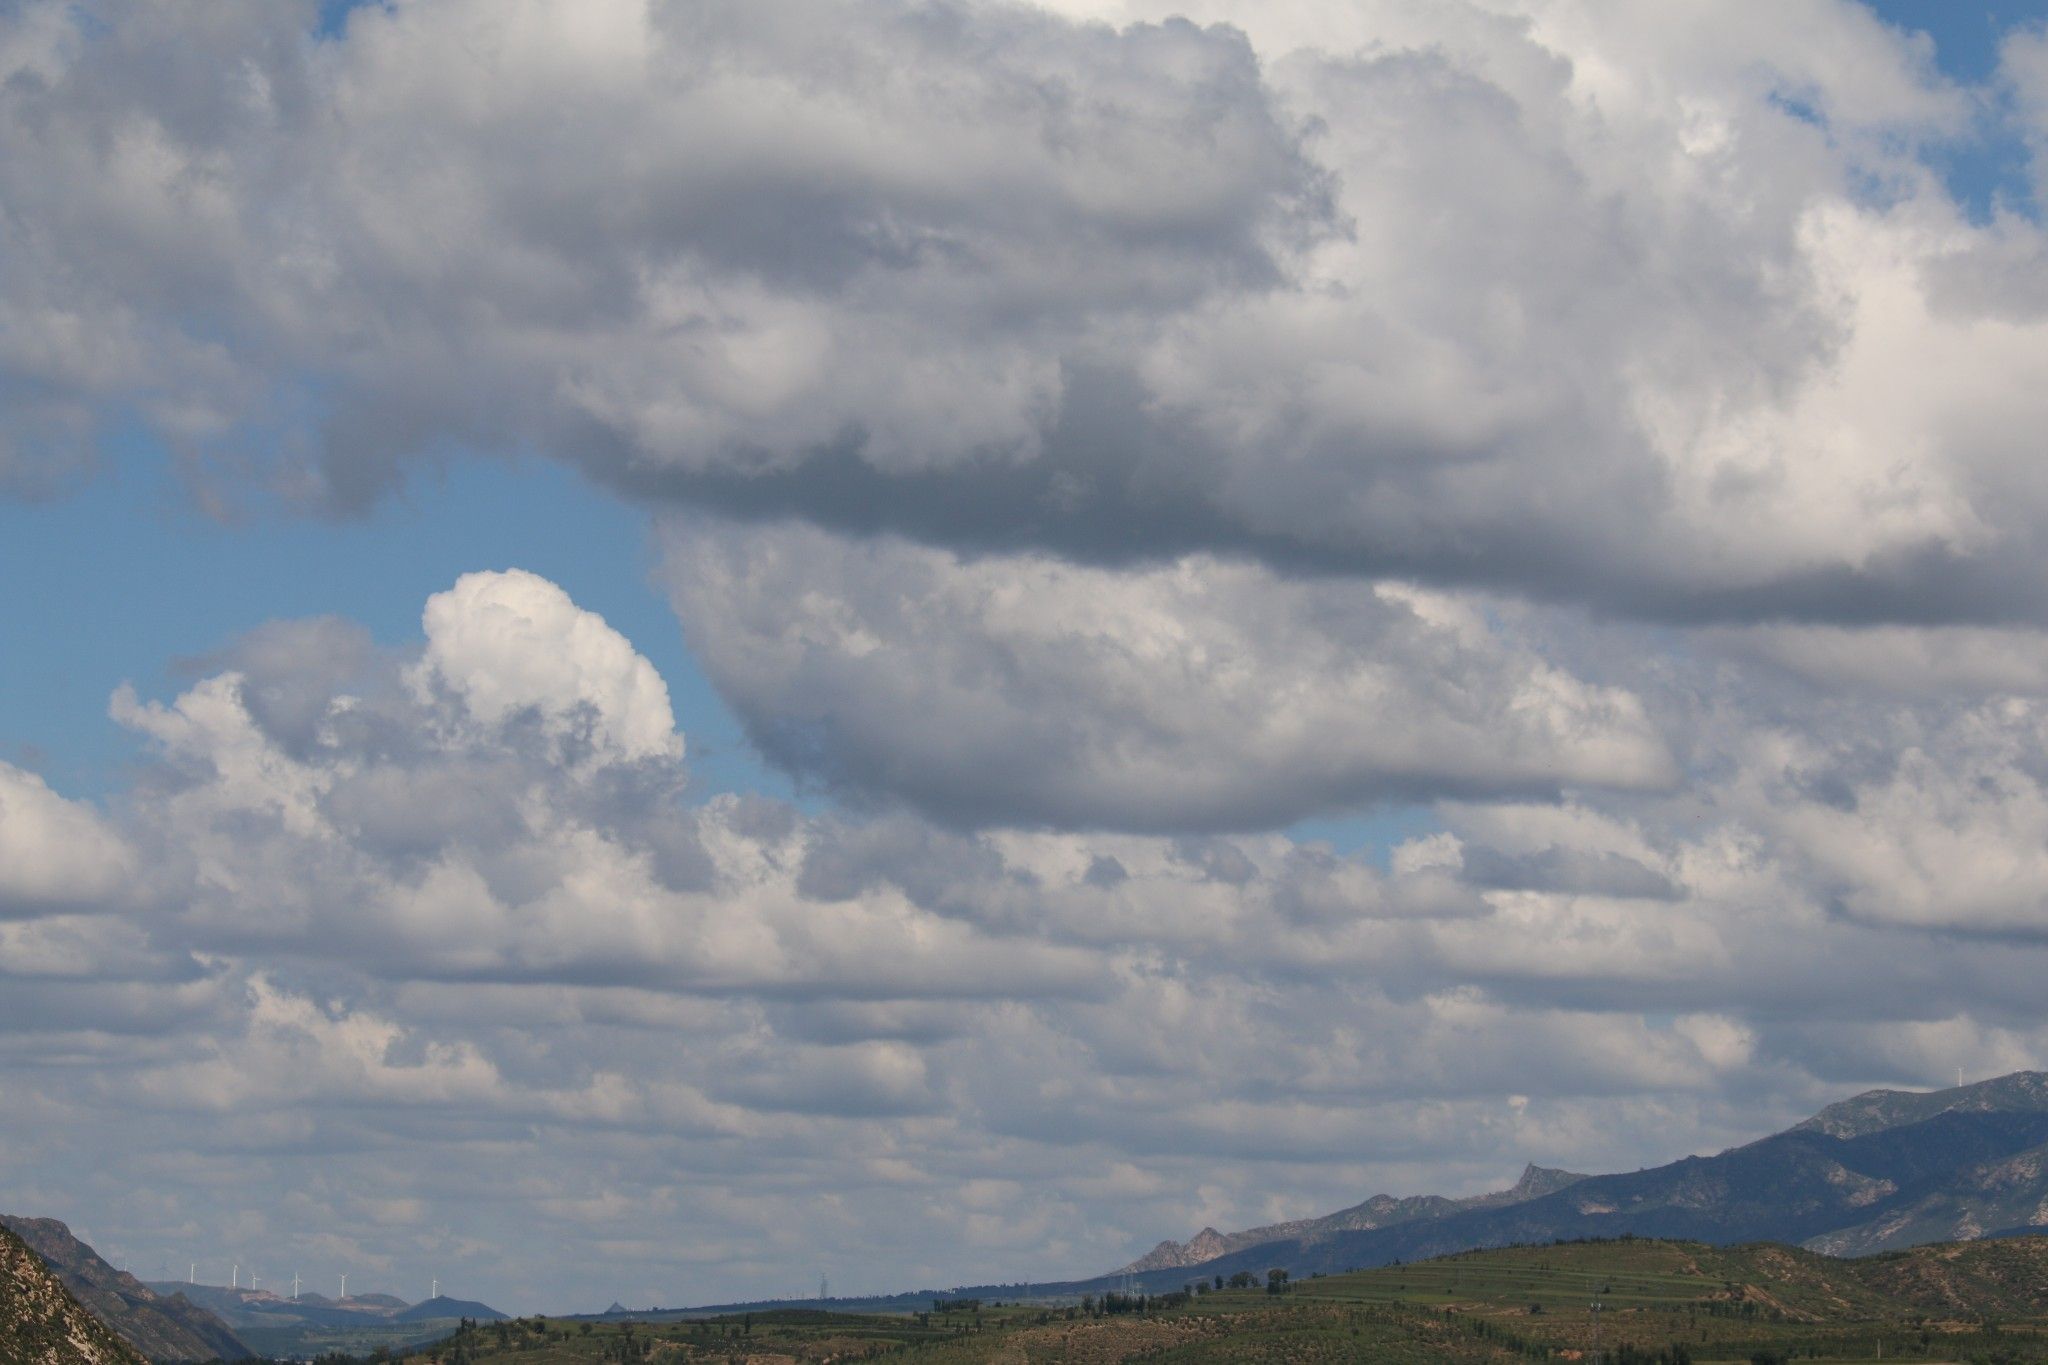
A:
0 1210 509 1363
1102 1070 2048 1291
13 1070 2048 1339
0 1221 145 1365
1113 1162 1587 1274
140 1281 507 1358
151 1283 506 1329
0 1220 246 1364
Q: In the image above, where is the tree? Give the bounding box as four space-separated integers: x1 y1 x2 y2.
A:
1265 1269 1290 1295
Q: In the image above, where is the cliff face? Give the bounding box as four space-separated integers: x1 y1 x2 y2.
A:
0 1222 148 1365
0 1219 248 1363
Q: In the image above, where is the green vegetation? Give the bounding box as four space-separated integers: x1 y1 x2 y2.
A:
367 1238 2048 1364
231 1318 472 1362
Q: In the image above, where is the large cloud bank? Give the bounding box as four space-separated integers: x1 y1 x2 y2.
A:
9 0 2048 620
7 0 2048 1316
10 572 2048 1309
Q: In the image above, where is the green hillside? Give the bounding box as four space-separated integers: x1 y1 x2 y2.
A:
364 1235 2048 1364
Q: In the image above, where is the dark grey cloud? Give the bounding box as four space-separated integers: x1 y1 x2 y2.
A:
1459 845 1679 899
6 1 2048 622
660 519 1674 831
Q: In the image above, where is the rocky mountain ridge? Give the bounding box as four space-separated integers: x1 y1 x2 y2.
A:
1114 1071 2048 1289
1113 1162 1587 1274
0 1220 247 1364
1793 1070 2048 1141
0 1221 147 1365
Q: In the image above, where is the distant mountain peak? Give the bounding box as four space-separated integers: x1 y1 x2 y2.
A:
1507 1165 1584 1199
1110 1163 1588 1276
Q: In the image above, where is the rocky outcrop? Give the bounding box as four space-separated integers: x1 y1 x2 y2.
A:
0 1219 248 1363
0 1222 148 1365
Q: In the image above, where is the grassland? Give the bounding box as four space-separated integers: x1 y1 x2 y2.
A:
378 1236 2048 1364
235 1317 471 1361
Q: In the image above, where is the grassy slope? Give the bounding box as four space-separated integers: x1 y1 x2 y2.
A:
231 1316 474 1360
386 1237 2048 1364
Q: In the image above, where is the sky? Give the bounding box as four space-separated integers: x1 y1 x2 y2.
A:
4 0 2048 1315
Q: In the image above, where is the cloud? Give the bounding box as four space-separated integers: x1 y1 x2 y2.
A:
1759 700 2048 937
12 0 2048 1316
415 569 682 766
10 571 2048 1307
0 763 132 917
1707 623 2048 697
662 520 1674 830
95 570 1109 1003
0 0 1315 503
7 1 2048 621
137 976 509 1114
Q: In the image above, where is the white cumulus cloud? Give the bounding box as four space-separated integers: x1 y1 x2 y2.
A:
415 568 682 766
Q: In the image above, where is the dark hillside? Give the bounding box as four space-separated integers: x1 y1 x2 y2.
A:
0 1219 247 1364
395 1297 507 1324
0 1222 147 1365
1128 1099 2048 1287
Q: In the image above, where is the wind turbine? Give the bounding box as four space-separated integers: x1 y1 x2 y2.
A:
292 1273 301 1301
232 1265 239 1291
339 1274 348 1300
189 1264 195 1285
431 1279 438 1301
